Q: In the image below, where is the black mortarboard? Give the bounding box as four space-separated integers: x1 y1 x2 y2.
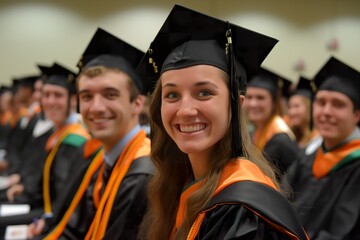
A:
314 56 360 109
247 67 292 99
18 75 39 90
12 78 21 93
0 86 11 95
137 4 278 158
37 64 53 81
247 67 292 116
137 4 278 95
293 76 316 100
44 63 76 94
77 28 145 93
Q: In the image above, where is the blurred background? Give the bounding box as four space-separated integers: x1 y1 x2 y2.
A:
1 0 359 85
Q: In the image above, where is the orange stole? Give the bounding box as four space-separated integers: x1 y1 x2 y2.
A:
43 123 91 216
44 139 104 240
253 115 294 150
0 111 12 126
9 107 27 128
312 139 360 179
170 159 277 239
85 130 150 240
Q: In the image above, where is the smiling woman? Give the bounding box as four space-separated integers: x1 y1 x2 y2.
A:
137 4 308 240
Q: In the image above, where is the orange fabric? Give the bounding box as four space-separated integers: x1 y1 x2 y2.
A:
47 131 150 239
84 138 103 159
253 115 295 150
0 111 12 126
171 159 277 239
44 150 104 240
43 123 91 215
85 130 150 240
182 160 308 240
45 123 90 152
25 104 41 120
9 107 27 128
312 140 360 179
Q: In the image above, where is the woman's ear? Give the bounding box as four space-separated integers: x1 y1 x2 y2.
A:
240 95 245 108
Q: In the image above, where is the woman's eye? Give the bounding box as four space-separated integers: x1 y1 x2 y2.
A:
165 92 178 99
198 90 212 97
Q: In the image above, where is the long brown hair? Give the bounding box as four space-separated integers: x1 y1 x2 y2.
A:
140 72 279 240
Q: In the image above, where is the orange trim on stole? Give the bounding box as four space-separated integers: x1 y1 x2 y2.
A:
171 159 277 239
43 123 91 215
253 115 294 150
85 130 150 240
312 140 360 179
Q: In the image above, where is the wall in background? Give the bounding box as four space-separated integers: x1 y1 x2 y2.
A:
0 0 359 85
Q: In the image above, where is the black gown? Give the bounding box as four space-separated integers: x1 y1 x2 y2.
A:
263 133 301 177
0 131 88 231
285 141 360 239
42 155 155 240
196 181 308 240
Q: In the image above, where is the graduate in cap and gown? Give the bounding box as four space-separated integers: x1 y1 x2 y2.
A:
0 64 55 206
28 27 155 240
1 76 39 175
138 4 308 240
285 56 360 239
287 76 319 150
0 63 90 235
245 68 300 178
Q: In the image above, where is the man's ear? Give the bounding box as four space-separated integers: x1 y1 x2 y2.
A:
133 94 145 115
354 109 360 126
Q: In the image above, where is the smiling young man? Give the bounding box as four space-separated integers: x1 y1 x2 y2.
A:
285 56 360 239
28 28 155 240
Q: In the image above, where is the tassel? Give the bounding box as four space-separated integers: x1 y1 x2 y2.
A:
226 23 243 158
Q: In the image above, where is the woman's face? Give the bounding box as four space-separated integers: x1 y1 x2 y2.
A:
287 95 309 128
244 87 274 126
160 65 230 158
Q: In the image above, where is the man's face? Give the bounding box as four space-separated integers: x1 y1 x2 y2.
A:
313 90 360 148
42 84 69 127
78 70 143 150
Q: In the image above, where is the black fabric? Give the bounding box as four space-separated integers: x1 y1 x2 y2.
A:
247 68 292 99
0 141 86 231
77 28 145 94
43 155 155 240
202 181 308 240
14 125 53 207
314 56 360 109
136 4 278 94
285 150 360 239
263 133 301 178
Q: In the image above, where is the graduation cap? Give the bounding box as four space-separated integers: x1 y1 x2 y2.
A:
247 67 292 116
293 76 316 100
0 86 11 95
11 78 21 93
44 63 76 94
18 75 39 90
247 67 292 99
314 56 360 109
289 76 317 130
77 28 145 93
137 4 278 158
37 64 53 81
137 4 278 94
